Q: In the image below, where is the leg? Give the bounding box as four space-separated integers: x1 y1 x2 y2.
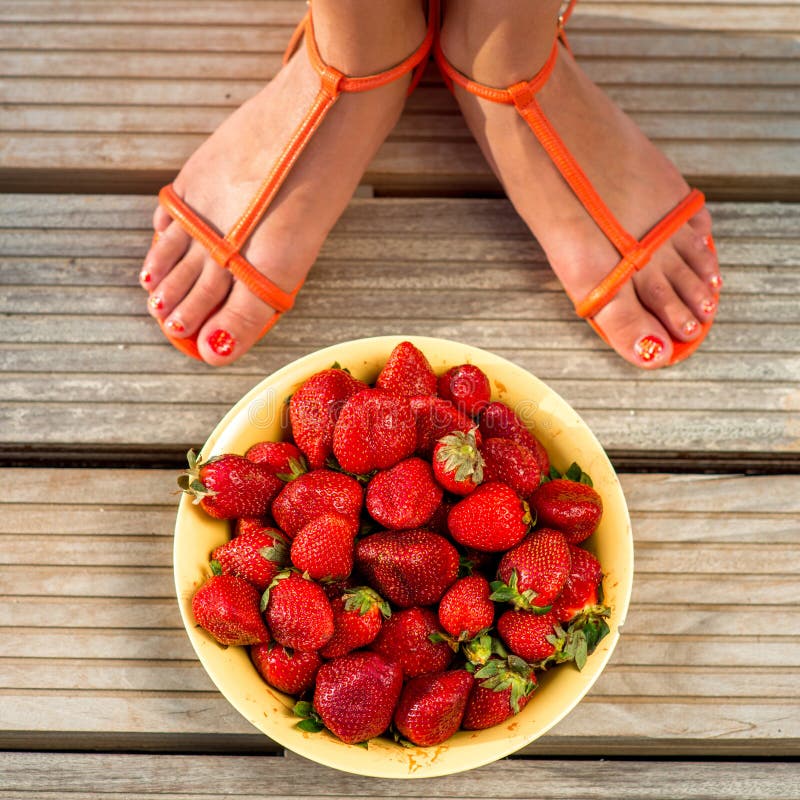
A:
440 0 722 368
140 0 427 365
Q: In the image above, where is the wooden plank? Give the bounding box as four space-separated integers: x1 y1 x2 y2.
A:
0 2 798 196
1 751 799 800
0 195 798 457
0 469 798 756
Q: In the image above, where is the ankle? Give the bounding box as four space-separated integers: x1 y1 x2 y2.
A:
440 0 561 86
313 0 427 76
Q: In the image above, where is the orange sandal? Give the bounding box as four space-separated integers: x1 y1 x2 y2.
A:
434 0 718 366
153 2 437 361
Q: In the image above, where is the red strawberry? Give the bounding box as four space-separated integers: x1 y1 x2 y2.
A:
245 440 306 476
393 670 473 746
479 402 550 476
375 341 437 397
437 575 494 641
289 513 357 581
178 450 283 520
552 544 604 623
529 478 603 543
437 364 491 416
262 572 334 652
366 457 443 530
462 656 537 730
355 529 459 608
251 642 321 695
497 608 560 662
410 395 479 459
319 587 390 659
333 388 417 474
271 469 362 539
312 651 403 744
289 368 367 469
493 528 571 610
549 545 611 668
235 516 277 537
191 574 269 646
447 482 530 552
432 428 484 496
210 527 289 591
481 437 541 499
370 606 453 678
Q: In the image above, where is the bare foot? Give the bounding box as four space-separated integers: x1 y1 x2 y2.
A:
139 0 427 365
440 0 722 368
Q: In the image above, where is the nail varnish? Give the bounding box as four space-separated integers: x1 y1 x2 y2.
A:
701 298 717 315
139 269 151 284
682 320 699 337
165 318 185 333
634 335 665 363
148 294 164 311
208 328 235 357
709 274 723 291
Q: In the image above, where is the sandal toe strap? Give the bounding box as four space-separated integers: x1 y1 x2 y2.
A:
158 184 296 314
574 189 707 319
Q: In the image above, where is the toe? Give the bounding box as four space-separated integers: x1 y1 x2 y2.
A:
146 247 205 324
592 283 674 369
676 209 722 293
140 220 191 290
665 257 718 331
161 255 234 338
153 204 172 233
196 281 280 366
635 255 707 343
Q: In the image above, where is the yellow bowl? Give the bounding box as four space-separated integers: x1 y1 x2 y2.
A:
173 335 633 779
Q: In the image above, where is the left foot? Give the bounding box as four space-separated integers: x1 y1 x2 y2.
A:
440 0 722 368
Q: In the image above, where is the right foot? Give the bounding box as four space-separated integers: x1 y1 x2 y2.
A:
139 0 427 365
440 0 723 369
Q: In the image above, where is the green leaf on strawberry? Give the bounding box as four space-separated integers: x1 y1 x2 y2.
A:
293 700 325 733
276 456 308 483
343 586 391 619
474 655 536 714
489 570 553 614
209 560 222 576
541 461 594 488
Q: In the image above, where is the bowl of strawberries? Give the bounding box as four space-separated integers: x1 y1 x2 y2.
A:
173 336 633 778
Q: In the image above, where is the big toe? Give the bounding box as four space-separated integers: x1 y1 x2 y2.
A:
195 282 281 366
591 283 675 369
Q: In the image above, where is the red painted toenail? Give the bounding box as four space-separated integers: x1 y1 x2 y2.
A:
208 328 235 357
634 335 665 363
702 235 713 248
152 232 161 245
148 294 163 311
165 318 184 333
139 270 151 284
701 298 717 315
709 274 723 291
682 319 699 337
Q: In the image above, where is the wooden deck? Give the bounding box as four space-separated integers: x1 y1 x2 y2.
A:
1 0 799 797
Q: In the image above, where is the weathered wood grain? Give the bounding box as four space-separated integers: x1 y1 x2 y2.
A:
1 1 798 195
0 469 798 756
1 751 800 800
0 195 798 456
